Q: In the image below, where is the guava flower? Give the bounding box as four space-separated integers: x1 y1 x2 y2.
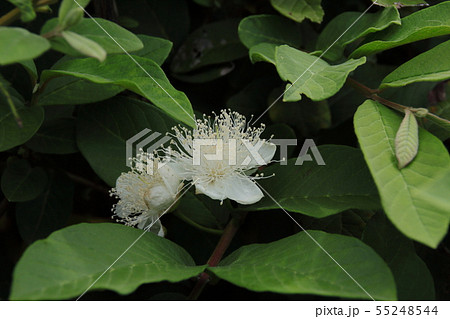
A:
110 153 183 236
166 109 276 205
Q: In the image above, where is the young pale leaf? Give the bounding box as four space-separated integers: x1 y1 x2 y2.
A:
270 0 324 23
363 214 435 300
76 97 176 186
381 40 450 89
210 230 396 300
41 55 195 127
354 100 450 248
247 145 381 217
238 15 302 49
170 19 247 74
395 109 419 169
351 2 450 58
58 0 90 22
10 223 205 300
0 27 50 65
275 45 366 102
59 7 84 30
373 0 428 7
41 18 143 56
1 158 47 202
61 31 106 62
316 7 400 61
7 0 36 22
15 172 73 243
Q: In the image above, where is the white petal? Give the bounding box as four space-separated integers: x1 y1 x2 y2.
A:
221 174 264 205
259 141 277 164
194 179 228 202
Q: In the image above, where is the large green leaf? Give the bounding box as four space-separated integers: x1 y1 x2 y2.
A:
170 19 247 74
26 118 78 154
381 40 450 89
363 213 435 300
41 18 143 56
15 172 74 243
238 15 302 49
275 45 366 102
354 100 450 248
210 230 396 300
1 158 47 202
76 96 175 186
270 0 324 23
248 145 381 217
37 76 124 106
10 223 205 300
41 55 195 126
7 0 35 22
316 7 400 61
0 91 44 152
0 27 50 65
133 35 173 66
351 2 450 58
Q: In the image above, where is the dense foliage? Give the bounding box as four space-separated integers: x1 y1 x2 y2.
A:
0 0 449 301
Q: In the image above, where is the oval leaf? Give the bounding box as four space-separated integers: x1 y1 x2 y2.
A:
10 223 205 300
354 100 450 248
351 2 450 58
61 31 106 62
395 109 419 169
210 230 396 300
270 0 324 23
0 27 50 65
1 158 47 202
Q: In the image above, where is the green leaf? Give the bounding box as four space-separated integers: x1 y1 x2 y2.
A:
0 27 50 65
37 76 124 106
15 172 73 243
7 0 36 22
248 145 381 217
210 230 396 300
41 55 195 127
18 60 38 85
1 158 47 202
363 213 435 300
351 2 450 58
0 91 44 152
381 40 450 89
395 109 419 169
76 96 175 186
270 0 324 24
238 15 302 49
316 7 401 61
59 7 84 30
26 118 78 154
354 100 450 248
170 19 247 74
10 223 205 300
133 35 173 66
373 0 428 7
61 31 107 62
58 0 90 22
275 45 366 102
41 18 143 56
249 43 277 64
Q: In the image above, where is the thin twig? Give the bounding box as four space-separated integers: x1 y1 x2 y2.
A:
187 212 247 300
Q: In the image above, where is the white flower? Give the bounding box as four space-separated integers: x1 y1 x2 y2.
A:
165 109 276 205
110 153 183 236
